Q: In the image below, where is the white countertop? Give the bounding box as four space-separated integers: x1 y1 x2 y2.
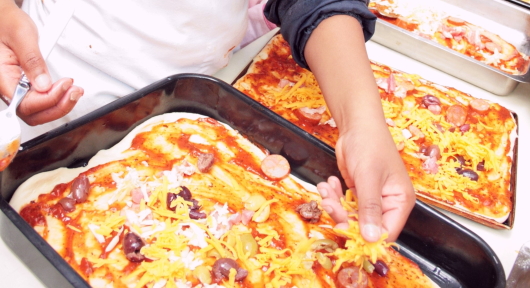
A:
1 28 529 287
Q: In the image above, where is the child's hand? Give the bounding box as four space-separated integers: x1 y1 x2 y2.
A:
0 2 83 125
317 125 415 242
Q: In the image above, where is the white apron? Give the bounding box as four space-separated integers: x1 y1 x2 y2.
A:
20 0 249 141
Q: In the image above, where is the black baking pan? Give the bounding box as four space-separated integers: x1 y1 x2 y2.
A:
0 74 505 288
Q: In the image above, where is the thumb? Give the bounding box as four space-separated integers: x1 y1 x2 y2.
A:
355 176 383 242
9 14 52 92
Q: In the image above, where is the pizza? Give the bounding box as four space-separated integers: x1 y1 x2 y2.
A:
233 35 517 228
11 113 438 288
368 0 529 75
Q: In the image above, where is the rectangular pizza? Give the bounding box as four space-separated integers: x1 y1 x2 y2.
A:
233 34 518 229
368 0 530 75
10 112 439 287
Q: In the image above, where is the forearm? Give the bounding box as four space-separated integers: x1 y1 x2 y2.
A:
304 15 386 134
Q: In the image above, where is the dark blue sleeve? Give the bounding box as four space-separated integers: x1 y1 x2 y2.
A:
264 0 376 69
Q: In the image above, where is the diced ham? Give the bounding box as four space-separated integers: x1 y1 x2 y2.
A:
228 212 242 226
278 79 293 88
428 104 442 115
387 73 396 94
131 189 144 205
376 77 388 91
422 156 439 174
241 209 255 226
385 118 396 127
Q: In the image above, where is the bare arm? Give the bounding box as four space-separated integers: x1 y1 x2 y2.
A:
305 15 415 242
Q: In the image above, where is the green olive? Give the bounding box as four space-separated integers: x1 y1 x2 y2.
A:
363 259 375 274
193 266 212 284
240 233 259 257
310 239 339 253
316 252 332 270
226 233 237 249
207 248 222 259
244 194 267 211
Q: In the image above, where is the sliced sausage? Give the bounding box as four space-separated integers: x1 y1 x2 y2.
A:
197 152 215 173
296 200 322 223
446 16 466 26
261 154 290 180
294 107 323 125
446 104 468 127
336 267 368 288
470 99 490 113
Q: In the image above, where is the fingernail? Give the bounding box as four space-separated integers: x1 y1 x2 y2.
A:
34 74 52 90
70 90 82 101
323 205 333 214
362 224 381 242
318 187 328 198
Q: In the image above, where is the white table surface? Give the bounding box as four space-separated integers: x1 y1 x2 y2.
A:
1 28 529 287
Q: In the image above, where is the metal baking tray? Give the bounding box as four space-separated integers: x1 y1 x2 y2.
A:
0 74 505 287
505 0 530 10
370 0 530 95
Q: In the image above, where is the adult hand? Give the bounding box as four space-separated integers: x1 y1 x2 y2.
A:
317 125 416 242
304 15 415 243
0 1 83 125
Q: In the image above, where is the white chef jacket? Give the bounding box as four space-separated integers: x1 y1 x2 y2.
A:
20 0 250 141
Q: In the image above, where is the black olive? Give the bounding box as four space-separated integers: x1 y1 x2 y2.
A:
212 258 248 281
189 210 207 220
123 232 145 262
58 197 76 213
422 95 441 106
458 169 479 181
71 175 90 203
178 186 192 201
477 160 485 171
373 260 389 276
166 192 178 211
424 145 441 160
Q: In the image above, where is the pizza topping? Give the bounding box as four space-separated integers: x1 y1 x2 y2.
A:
336 267 368 288
58 197 76 213
212 258 248 282
261 154 290 180
458 169 479 181
197 152 215 173
428 104 442 115
296 200 322 223
446 16 465 26
422 95 441 107
311 239 339 252
460 124 470 133
408 125 425 139
470 98 490 112
123 231 146 262
446 104 468 127
71 174 90 203
244 194 267 211
477 160 485 171
422 156 439 174
294 107 324 125
373 260 390 276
